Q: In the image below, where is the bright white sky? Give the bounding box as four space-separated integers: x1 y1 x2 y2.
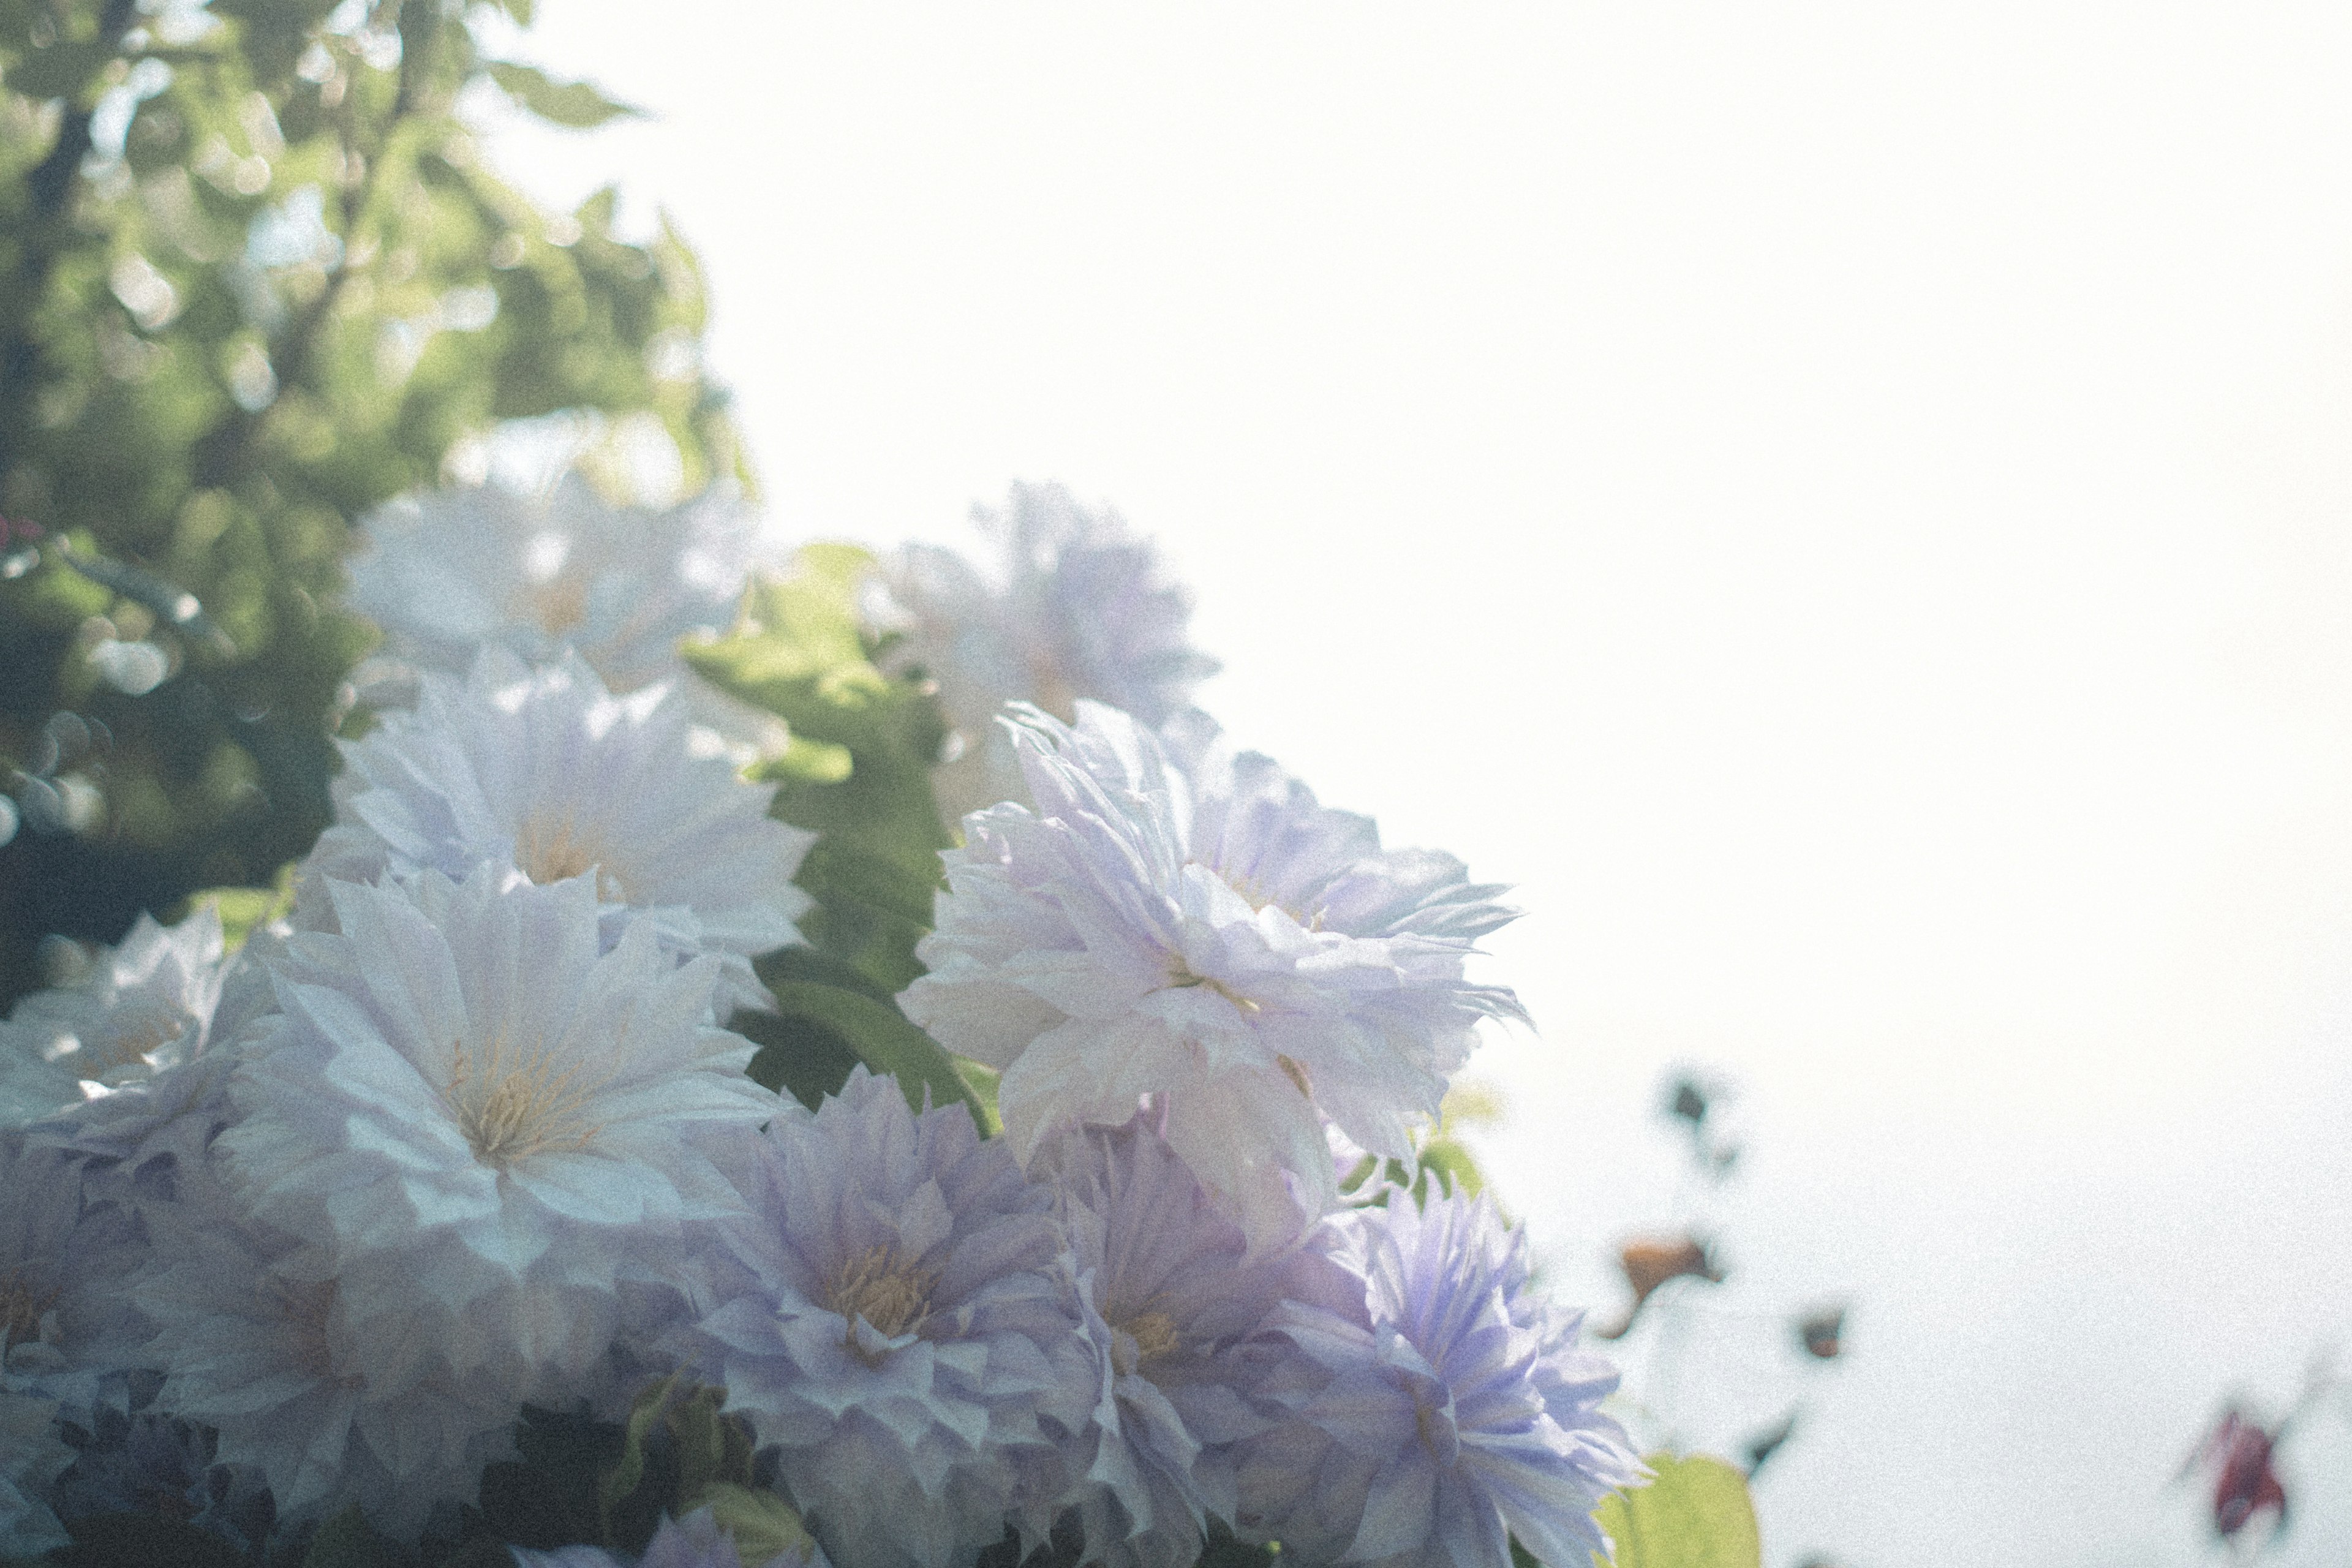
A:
473 6 2352 1563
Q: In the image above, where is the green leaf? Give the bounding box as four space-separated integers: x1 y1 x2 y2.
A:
733 1001 866 1113
690 551 951 992
687 547 983 1125
768 980 997 1134
45 1513 250 1568
478 1405 625 1550
950 1055 1003 1129
758 942 899 1006
695 1483 821 1568
484 61 639 128
597 1373 677 1545
598 1374 756 1551
1586 1454 1762 1568
4 39 115 101
298 1506 402 1568
185 863 296 952
1195 1520 1278 1567
1415 1134 1485 1201
1411 1081 1505 1202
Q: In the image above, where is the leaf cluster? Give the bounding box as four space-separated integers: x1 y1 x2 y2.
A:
685 545 1003 1133
0 0 741 1008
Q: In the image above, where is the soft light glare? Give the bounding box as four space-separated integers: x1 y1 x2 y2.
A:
477 6 2352 1562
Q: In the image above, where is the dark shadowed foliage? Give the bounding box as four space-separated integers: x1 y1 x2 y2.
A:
0 0 741 1008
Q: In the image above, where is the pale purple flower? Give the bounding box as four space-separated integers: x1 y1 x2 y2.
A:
217 869 776 1395
298 647 815 1016
900 703 1524 1246
127 1160 521 1537
14 913 293 1230
0 1379 72 1559
1037 1117 1368 1568
676 1068 1101 1568
1232 1194 1639 1568
47 1393 276 1555
881 482 1218 821
0 1136 149 1418
0 907 227 1131
28 1048 237 1221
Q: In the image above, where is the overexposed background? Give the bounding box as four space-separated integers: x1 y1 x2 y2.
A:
472 7 2352 1563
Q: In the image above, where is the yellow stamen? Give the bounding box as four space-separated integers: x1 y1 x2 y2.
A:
440 1030 606 1168
1122 1310 1181 1364
1277 1055 1313 1099
525 575 589 638
81 1012 183 1075
1166 960 1261 1015
827 1245 937 1357
514 812 627 899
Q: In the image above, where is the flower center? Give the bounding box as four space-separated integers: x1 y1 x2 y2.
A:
1110 1309 1182 1376
84 1010 184 1076
1413 1388 1460 1465
441 1032 605 1169
524 573 590 639
827 1244 937 1352
1165 960 1260 1015
0 1271 54 1355
514 813 627 899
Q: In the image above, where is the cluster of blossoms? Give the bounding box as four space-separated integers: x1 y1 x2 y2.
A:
0 480 1639 1568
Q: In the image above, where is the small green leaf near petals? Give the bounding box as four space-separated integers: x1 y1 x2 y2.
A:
186 864 296 952
768 980 997 1135
1585 1454 1762 1568
297 1506 401 1568
695 1483 822 1568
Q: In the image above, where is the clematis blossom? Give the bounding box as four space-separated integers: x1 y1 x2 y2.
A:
298 648 815 1016
1037 1116 1368 1568
675 1067 1101 1568
349 476 764 698
1232 1194 1639 1568
880 482 1218 821
900 703 1525 1245
128 1163 521 1537
0 907 227 1131
217 868 777 1395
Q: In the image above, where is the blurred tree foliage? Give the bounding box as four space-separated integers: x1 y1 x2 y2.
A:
0 0 744 1008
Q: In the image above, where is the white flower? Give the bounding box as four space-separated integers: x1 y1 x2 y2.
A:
0 908 227 1131
349 476 764 696
217 868 777 1393
900 704 1524 1248
299 647 815 1016
880 482 1218 820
